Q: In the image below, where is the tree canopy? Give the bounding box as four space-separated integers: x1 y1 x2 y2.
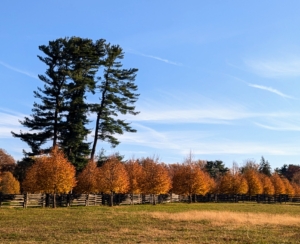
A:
0 171 20 194
258 156 272 176
205 160 229 179
22 147 76 196
0 149 16 173
140 158 171 204
12 37 139 170
97 156 129 206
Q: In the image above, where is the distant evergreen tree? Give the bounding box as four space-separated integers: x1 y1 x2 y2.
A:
278 164 288 178
205 160 229 179
258 156 272 176
96 148 125 167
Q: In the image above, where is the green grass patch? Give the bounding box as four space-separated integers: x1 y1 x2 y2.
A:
0 203 299 243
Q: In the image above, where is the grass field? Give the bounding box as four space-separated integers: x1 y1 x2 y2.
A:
0 203 300 243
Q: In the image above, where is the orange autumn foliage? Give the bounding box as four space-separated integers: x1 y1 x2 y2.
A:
260 174 275 195
218 173 231 194
140 158 171 195
22 147 76 194
219 172 248 195
291 182 300 195
75 160 99 193
204 172 216 194
172 163 210 197
0 171 20 194
271 173 286 195
282 178 295 196
125 159 144 194
167 163 182 192
97 156 129 194
244 169 263 196
0 149 16 173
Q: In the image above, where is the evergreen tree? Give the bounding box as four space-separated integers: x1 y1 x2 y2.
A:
205 160 229 179
258 156 272 176
59 38 104 169
12 37 139 170
90 44 139 160
12 38 70 156
96 148 125 167
12 37 105 169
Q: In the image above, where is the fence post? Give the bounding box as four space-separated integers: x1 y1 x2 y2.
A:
85 194 89 207
42 194 45 208
23 193 28 209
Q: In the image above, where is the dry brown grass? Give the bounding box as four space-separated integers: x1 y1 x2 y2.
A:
148 210 300 226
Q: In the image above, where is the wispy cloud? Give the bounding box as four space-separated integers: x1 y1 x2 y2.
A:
255 121 300 131
244 58 300 78
124 92 255 124
117 123 300 158
0 60 38 79
0 108 27 138
189 141 300 156
117 123 218 154
248 83 294 99
126 49 183 66
117 90 298 125
130 108 251 123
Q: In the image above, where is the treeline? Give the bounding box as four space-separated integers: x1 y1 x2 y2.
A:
1 148 300 207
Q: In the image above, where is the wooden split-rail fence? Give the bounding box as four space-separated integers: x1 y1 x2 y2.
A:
0 193 102 208
0 193 299 208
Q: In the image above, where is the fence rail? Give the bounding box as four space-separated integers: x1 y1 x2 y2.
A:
0 193 299 208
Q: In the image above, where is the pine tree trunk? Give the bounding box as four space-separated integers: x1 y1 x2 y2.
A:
53 105 59 147
90 113 100 160
90 82 109 160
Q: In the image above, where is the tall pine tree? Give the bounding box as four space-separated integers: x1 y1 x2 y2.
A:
90 44 139 160
12 38 71 156
12 37 105 169
12 37 139 170
59 38 104 169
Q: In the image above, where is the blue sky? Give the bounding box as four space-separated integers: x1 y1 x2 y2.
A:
1 1 300 169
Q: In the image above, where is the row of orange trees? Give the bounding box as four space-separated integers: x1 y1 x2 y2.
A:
1 147 300 206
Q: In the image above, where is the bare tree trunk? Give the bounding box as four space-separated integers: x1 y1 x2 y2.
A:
53 193 56 208
110 191 114 207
